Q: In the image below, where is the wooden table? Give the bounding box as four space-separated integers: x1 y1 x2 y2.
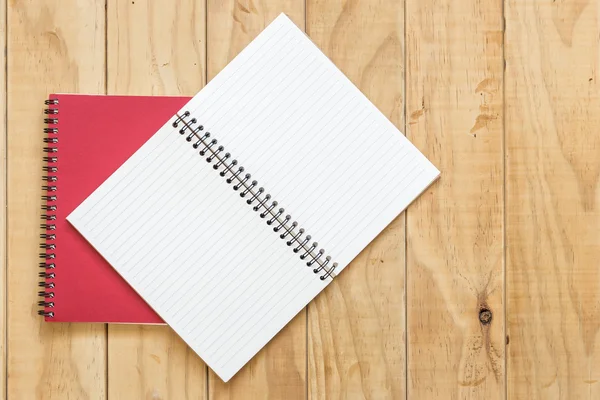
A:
1 0 598 398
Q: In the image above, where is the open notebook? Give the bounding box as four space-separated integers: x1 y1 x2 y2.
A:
68 13 439 381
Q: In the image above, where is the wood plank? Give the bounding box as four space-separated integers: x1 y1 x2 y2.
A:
306 1 406 398
6 1 107 398
105 1 207 398
0 0 6 397
405 0 504 398
206 2 306 398
506 0 600 398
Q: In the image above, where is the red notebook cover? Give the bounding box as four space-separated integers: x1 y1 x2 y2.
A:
40 94 191 322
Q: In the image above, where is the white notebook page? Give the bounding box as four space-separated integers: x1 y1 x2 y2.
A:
68 13 439 381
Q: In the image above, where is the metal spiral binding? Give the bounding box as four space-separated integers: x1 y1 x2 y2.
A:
172 111 338 280
39 98 59 318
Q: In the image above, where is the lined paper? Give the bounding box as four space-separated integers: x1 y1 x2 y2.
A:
68 13 439 382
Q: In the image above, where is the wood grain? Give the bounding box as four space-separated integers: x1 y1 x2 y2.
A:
0 0 6 397
306 1 406 398
506 0 600 398
106 1 207 399
6 1 107 399
405 0 504 398
5 1 599 397
206 2 307 398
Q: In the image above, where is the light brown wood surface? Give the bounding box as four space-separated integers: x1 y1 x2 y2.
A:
306 1 406 399
2 0 599 399
6 1 107 399
506 0 600 398
206 1 307 399
406 0 504 398
0 0 6 396
106 1 207 398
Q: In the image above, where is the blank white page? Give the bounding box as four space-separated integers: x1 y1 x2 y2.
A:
68 13 439 382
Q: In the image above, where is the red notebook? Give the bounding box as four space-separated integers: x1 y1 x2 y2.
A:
40 94 191 322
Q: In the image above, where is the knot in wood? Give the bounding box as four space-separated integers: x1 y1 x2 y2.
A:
479 308 492 325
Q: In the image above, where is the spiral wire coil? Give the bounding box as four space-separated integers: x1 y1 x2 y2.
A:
39 98 59 318
173 112 338 281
